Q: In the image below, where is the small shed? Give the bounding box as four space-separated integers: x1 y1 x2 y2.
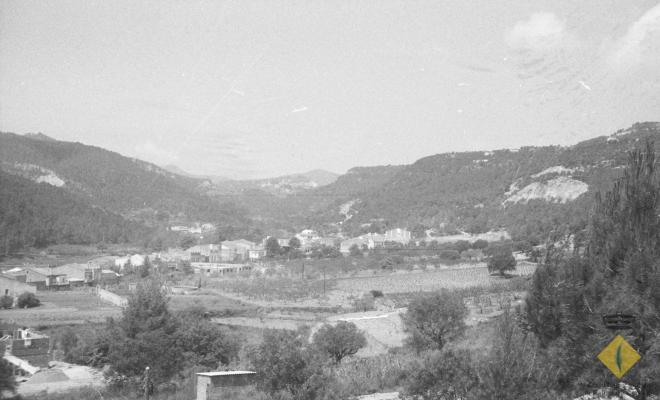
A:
196 371 256 400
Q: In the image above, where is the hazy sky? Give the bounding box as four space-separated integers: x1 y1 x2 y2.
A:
1 1 660 179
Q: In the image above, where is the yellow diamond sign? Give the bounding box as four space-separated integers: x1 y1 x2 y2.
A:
597 335 641 379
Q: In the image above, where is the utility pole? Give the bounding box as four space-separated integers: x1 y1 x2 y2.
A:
301 261 304 280
323 265 326 296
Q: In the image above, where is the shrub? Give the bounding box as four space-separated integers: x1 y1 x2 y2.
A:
439 249 460 260
0 295 13 309
17 292 40 308
353 294 375 312
370 290 384 298
402 349 478 400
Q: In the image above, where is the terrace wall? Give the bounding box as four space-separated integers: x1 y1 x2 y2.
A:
96 287 128 307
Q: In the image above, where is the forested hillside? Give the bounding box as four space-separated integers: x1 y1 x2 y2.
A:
261 122 660 243
0 170 151 255
0 132 250 227
0 132 262 254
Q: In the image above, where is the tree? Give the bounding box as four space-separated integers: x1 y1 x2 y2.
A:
289 236 301 250
0 359 16 397
349 243 362 257
486 245 516 276
17 292 39 308
454 240 471 253
138 257 152 278
403 291 468 351
180 260 192 275
249 329 326 398
179 235 196 249
174 310 240 368
0 295 13 309
402 349 478 400
108 279 182 382
58 327 79 363
472 239 489 250
475 306 553 400
525 142 660 397
312 321 367 363
265 237 281 258
411 223 428 239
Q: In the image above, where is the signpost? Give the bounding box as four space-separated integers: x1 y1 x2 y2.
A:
597 335 641 379
602 313 636 330
597 313 641 379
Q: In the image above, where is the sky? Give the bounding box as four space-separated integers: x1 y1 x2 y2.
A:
1 1 660 179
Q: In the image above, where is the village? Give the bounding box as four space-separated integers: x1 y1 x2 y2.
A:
0 222 534 398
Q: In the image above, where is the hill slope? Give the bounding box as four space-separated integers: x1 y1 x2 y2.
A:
253 122 660 242
0 170 151 254
0 132 245 226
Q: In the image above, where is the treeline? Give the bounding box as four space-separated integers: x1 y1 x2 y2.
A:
0 171 152 255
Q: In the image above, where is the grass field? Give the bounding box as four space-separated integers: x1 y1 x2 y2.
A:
0 289 121 328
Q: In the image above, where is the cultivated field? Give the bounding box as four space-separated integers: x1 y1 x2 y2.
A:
196 261 536 310
207 262 536 356
334 262 535 297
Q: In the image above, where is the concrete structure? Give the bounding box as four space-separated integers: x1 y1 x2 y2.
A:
340 237 373 254
248 248 266 261
196 371 255 400
25 267 69 290
114 254 146 269
2 329 51 369
0 274 36 298
190 241 263 263
46 263 106 286
384 228 412 243
340 228 412 254
192 263 252 276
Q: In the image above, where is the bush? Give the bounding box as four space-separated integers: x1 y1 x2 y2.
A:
353 294 375 312
370 290 384 298
17 292 40 308
402 349 477 400
0 295 13 309
439 249 460 260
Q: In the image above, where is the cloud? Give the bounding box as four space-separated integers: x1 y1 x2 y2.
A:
506 12 567 51
610 3 660 68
